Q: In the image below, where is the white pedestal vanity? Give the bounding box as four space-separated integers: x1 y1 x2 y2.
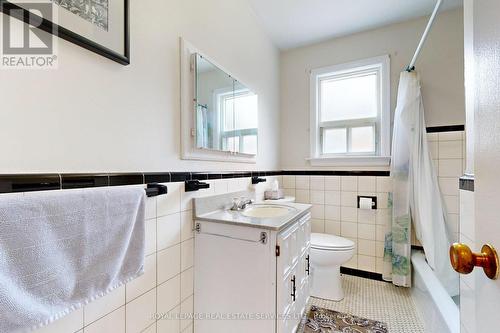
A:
193 192 312 333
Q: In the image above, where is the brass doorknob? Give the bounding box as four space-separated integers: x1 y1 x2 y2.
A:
449 243 499 280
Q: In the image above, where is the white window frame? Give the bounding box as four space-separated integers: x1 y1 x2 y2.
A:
309 55 391 167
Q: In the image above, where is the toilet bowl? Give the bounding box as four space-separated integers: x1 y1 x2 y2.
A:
310 233 355 301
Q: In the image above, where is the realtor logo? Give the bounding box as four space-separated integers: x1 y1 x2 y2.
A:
1 1 57 69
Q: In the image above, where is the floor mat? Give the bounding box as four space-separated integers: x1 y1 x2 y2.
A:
298 305 388 333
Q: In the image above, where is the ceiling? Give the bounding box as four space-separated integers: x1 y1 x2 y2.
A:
247 0 463 50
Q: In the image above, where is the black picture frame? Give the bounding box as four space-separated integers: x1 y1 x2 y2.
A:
0 0 130 65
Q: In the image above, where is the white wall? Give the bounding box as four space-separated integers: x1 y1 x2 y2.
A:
280 9 465 170
0 0 280 173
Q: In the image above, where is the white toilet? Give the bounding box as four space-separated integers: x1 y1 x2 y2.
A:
310 233 356 301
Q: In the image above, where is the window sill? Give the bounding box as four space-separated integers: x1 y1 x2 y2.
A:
307 156 391 167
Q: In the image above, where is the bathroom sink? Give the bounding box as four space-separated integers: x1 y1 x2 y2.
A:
241 205 295 218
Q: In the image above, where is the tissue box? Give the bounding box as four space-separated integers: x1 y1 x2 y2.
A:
264 189 284 200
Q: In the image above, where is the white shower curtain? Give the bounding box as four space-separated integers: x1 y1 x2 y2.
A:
384 71 458 296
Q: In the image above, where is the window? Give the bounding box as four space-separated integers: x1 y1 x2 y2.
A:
310 56 390 166
218 89 258 154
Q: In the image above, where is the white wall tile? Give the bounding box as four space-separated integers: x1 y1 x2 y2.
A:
344 255 357 269
180 239 194 271
340 207 357 222
157 244 181 285
324 220 341 235
358 255 376 272
324 205 340 220
340 192 357 207
358 224 376 240
141 323 156 333
295 189 310 203
142 217 156 257
438 159 463 177
157 213 181 251
341 176 357 192
443 195 460 214
157 182 181 217
358 239 376 256
429 141 439 159
311 219 325 233
282 176 296 189
439 177 460 196
295 176 310 190
324 176 341 191
439 140 463 159
157 305 180 333
283 188 296 197
84 286 125 326
376 177 392 193
427 132 439 142
341 222 357 238
376 241 385 258
376 225 386 241
309 176 325 190
157 275 181 315
180 296 194 331
376 209 390 226
145 197 157 220
324 191 341 206
377 193 389 209
438 131 463 141
357 209 376 224
311 204 325 219
126 254 156 302
358 177 376 192
180 210 193 242
211 179 229 195
180 267 194 301
375 258 384 274
310 190 325 204
126 289 156 333
84 307 125 333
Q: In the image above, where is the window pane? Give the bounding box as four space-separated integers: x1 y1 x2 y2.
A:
224 136 240 152
323 128 347 154
223 96 234 131
320 73 378 122
351 126 375 153
234 93 258 130
242 135 257 155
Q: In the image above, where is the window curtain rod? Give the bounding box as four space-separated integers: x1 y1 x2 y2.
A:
406 0 443 72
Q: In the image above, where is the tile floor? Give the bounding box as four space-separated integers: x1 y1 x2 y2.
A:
307 275 424 333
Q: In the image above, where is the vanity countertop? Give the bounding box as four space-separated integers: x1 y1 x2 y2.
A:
194 201 312 231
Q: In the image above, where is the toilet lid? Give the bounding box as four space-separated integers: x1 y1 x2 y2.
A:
311 233 355 250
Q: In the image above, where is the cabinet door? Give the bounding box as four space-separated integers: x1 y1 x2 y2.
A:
277 222 299 277
277 264 299 333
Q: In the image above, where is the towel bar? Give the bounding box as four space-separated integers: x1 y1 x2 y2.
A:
145 183 168 197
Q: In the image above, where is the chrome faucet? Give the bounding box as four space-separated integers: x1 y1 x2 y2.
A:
231 197 253 211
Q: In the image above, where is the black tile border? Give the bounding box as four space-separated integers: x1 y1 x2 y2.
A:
282 170 390 177
0 174 61 193
340 267 387 282
0 170 394 194
426 125 465 133
459 175 474 192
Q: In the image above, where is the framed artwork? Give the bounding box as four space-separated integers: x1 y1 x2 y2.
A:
0 0 130 65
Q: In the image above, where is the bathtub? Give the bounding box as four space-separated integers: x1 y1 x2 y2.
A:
411 250 460 333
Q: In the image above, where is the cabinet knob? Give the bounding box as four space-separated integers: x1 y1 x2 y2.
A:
449 243 499 280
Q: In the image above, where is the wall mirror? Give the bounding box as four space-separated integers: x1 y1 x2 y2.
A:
194 54 258 156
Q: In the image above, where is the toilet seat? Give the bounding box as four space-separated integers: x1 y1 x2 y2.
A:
311 233 355 251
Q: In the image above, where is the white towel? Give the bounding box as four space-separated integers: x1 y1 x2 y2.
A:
0 186 146 333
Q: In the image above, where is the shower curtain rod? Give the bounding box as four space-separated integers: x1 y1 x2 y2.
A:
406 0 443 72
